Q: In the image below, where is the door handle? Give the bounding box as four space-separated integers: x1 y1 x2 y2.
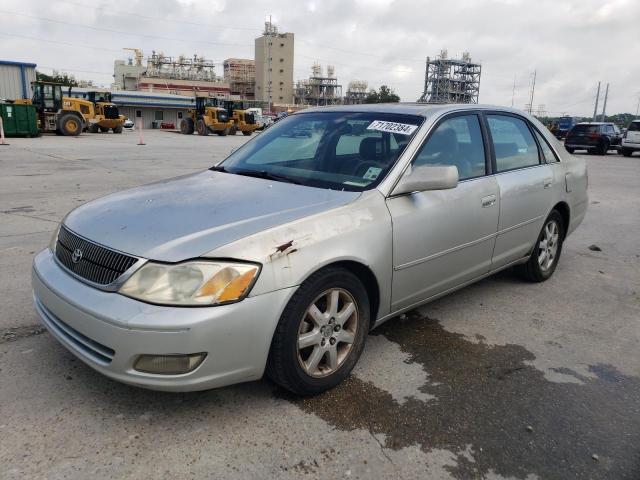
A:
543 178 553 189
481 194 496 208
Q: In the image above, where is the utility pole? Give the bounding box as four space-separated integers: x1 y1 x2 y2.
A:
593 81 601 122
527 70 536 115
635 93 640 118
600 83 609 122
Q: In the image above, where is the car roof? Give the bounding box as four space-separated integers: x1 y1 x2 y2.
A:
294 103 533 119
575 122 608 125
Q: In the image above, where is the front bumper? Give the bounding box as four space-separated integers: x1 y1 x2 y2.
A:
32 249 295 391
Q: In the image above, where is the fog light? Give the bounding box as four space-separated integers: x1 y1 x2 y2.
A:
133 353 206 375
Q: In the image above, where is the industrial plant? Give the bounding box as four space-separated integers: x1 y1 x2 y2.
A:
417 50 482 104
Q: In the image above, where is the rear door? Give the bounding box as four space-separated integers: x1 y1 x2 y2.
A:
485 113 554 269
625 121 640 145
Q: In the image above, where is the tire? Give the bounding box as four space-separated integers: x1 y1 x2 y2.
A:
88 123 99 133
216 128 229 136
99 126 109 133
621 148 633 157
267 267 370 396
565 147 574 154
196 119 209 136
113 125 123 134
180 118 194 135
598 140 609 156
517 210 565 282
229 127 238 135
58 113 83 136
242 130 253 136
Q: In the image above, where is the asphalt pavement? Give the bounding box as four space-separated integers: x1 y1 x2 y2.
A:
1 130 639 479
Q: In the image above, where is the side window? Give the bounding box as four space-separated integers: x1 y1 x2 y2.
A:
154 111 164 121
487 115 540 172
533 130 559 163
413 114 486 180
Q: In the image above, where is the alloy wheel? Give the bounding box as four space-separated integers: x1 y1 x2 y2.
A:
538 219 560 272
297 288 358 378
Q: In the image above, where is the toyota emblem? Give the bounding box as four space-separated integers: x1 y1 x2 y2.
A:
71 248 83 264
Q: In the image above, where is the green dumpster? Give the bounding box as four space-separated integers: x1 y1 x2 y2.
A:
0 103 39 137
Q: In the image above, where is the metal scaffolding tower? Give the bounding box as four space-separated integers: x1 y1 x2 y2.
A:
294 63 343 106
344 80 368 105
417 50 481 104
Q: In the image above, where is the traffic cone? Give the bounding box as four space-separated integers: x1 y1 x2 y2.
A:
0 117 9 146
137 118 145 146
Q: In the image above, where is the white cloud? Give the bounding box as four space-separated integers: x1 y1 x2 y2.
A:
0 0 638 115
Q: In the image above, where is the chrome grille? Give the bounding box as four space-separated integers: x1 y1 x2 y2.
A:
55 225 138 286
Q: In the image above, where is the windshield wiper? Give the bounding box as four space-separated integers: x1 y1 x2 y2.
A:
210 165 227 172
233 169 301 185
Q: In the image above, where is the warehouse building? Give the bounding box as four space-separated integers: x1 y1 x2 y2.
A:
68 87 194 129
112 91 194 129
0 60 37 101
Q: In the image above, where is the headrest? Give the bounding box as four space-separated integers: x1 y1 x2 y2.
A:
428 127 458 154
359 137 382 161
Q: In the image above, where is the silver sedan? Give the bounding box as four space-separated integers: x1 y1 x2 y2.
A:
32 104 588 395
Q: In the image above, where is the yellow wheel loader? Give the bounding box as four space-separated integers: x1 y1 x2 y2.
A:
80 90 126 134
180 97 233 136
13 82 91 136
223 101 260 136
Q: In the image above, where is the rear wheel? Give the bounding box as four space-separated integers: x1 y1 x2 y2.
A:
621 148 633 157
598 139 609 156
267 267 370 395
58 114 83 136
517 210 564 282
196 119 209 136
565 147 574 154
113 125 123 134
88 123 99 133
180 118 194 135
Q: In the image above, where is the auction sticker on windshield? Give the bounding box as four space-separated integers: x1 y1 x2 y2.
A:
367 120 418 135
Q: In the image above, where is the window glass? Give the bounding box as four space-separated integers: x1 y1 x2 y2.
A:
220 112 423 191
413 114 486 180
487 115 540 172
154 111 164 121
628 122 640 132
534 130 559 163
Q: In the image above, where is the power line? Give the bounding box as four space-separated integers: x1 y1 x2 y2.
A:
54 0 263 32
0 10 254 48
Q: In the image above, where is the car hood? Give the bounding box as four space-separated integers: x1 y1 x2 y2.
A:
64 170 360 262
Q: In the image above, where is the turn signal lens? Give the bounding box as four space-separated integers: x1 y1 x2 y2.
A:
119 260 260 306
134 353 206 375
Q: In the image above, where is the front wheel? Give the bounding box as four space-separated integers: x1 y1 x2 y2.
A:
565 147 574 154
267 267 370 395
196 119 209 136
517 210 564 282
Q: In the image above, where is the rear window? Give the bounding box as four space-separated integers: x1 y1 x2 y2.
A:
572 124 600 133
628 122 640 132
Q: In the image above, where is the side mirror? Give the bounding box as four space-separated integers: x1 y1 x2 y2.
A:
392 165 459 195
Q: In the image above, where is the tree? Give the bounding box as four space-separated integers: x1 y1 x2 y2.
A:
364 85 400 104
36 70 80 87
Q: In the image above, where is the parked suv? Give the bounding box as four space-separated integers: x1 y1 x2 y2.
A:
620 120 640 157
564 122 622 155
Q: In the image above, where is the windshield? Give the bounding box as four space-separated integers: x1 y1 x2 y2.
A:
628 122 640 132
217 112 424 191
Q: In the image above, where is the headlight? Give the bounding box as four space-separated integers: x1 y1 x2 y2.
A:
119 260 260 306
49 223 61 254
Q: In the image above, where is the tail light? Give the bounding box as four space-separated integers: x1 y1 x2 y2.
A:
588 132 601 140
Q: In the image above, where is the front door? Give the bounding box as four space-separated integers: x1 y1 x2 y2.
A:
387 113 499 311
